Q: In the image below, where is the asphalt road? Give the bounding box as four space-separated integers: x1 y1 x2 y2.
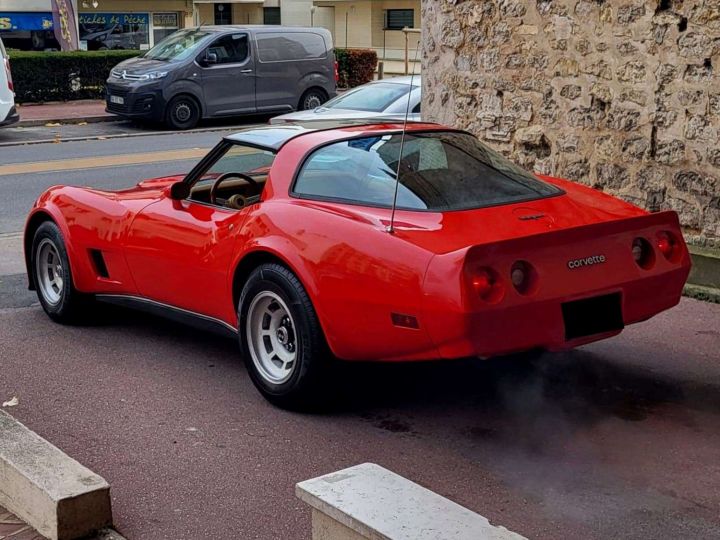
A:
1 123 719 539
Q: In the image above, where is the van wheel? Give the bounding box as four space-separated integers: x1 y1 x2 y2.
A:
299 88 328 111
165 95 200 130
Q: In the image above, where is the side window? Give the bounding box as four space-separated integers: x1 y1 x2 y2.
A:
412 102 421 114
206 33 249 64
256 32 326 62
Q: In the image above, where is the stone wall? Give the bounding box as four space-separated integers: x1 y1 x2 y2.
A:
423 0 720 238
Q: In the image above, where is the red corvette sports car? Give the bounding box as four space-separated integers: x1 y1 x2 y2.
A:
25 121 691 407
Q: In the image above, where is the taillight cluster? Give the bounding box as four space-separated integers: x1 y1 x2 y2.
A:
334 60 339 83
632 230 681 269
469 260 538 303
4 58 13 93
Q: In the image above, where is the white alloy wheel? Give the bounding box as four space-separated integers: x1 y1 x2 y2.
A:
246 290 298 384
35 238 64 305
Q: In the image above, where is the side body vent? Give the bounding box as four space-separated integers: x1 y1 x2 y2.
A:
89 249 110 278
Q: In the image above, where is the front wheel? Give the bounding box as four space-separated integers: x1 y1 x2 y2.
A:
31 221 94 323
165 95 200 130
238 263 331 409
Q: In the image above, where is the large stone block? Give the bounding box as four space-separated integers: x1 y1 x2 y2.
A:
0 411 112 540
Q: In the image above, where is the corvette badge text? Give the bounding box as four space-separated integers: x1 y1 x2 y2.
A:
567 255 607 269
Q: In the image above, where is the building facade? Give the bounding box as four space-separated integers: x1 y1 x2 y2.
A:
1 0 420 61
423 0 720 239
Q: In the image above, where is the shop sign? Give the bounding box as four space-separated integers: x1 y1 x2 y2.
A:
0 12 54 31
79 13 150 27
153 13 178 27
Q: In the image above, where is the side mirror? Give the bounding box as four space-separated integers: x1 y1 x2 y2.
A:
169 182 190 200
204 52 218 65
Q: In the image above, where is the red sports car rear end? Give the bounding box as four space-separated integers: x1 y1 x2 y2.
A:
23 121 691 408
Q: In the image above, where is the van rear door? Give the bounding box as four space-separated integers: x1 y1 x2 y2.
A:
253 30 333 113
198 32 255 116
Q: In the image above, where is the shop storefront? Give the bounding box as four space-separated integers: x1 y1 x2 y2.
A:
0 10 58 50
77 9 183 50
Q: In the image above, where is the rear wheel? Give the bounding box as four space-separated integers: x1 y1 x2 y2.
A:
165 95 200 130
31 221 94 323
238 263 331 409
298 88 328 111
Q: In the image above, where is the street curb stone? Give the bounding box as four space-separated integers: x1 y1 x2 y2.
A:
0 410 112 540
16 116 119 128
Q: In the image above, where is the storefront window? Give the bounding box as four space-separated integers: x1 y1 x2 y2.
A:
79 13 150 51
152 13 179 45
0 12 57 50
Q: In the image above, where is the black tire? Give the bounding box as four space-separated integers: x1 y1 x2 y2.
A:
30 221 94 323
238 263 331 409
165 95 201 130
298 88 328 111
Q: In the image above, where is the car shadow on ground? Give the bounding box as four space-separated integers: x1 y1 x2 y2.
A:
89 303 720 437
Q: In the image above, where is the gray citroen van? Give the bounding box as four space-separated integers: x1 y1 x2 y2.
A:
106 26 336 130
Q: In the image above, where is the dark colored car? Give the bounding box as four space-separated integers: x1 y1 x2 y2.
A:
106 26 337 130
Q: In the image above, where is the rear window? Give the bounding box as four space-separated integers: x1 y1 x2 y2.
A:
256 32 327 62
323 82 411 112
293 132 561 211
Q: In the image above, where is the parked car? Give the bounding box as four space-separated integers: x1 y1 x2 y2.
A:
83 24 148 51
106 26 337 130
24 121 691 408
0 37 19 127
271 76 421 124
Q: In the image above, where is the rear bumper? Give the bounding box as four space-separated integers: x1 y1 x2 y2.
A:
105 84 166 121
0 105 19 127
424 266 690 359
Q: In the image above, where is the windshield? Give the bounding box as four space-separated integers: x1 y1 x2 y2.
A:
144 29 211 61
322 82 413 112
194 143 276 186
293 131 562 211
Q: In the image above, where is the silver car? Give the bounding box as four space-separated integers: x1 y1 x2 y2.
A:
270 75 420 124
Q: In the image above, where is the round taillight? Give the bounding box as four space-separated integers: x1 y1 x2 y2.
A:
471 266 504 303
632 237 655 269
657 231 680 262
510 260 538 295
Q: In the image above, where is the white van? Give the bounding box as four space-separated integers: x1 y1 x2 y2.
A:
0 37 19 127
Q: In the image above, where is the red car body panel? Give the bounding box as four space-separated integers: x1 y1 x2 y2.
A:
25 123 691 362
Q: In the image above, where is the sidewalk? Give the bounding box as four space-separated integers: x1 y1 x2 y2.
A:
0 505 44 540
15 100 116 127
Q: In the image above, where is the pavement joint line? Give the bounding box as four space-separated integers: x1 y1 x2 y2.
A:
0 123 263 148
0 231 23 239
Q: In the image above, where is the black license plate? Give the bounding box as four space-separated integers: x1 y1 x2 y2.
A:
562 293 623 340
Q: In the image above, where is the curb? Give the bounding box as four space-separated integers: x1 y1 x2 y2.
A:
0 410 114 540
683 283 720 304
16 115 119 128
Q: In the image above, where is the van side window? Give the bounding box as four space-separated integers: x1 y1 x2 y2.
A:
206 34 249 64
256 32 326 62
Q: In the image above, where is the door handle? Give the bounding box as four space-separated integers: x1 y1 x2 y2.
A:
240 69 253 73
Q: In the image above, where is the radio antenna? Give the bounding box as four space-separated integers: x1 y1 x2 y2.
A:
387 31 421 234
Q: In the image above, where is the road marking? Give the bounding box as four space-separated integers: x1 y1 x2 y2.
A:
0 148 209 177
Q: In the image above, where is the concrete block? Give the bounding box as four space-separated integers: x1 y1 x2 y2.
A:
0 410 112 540
296 463 527 540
